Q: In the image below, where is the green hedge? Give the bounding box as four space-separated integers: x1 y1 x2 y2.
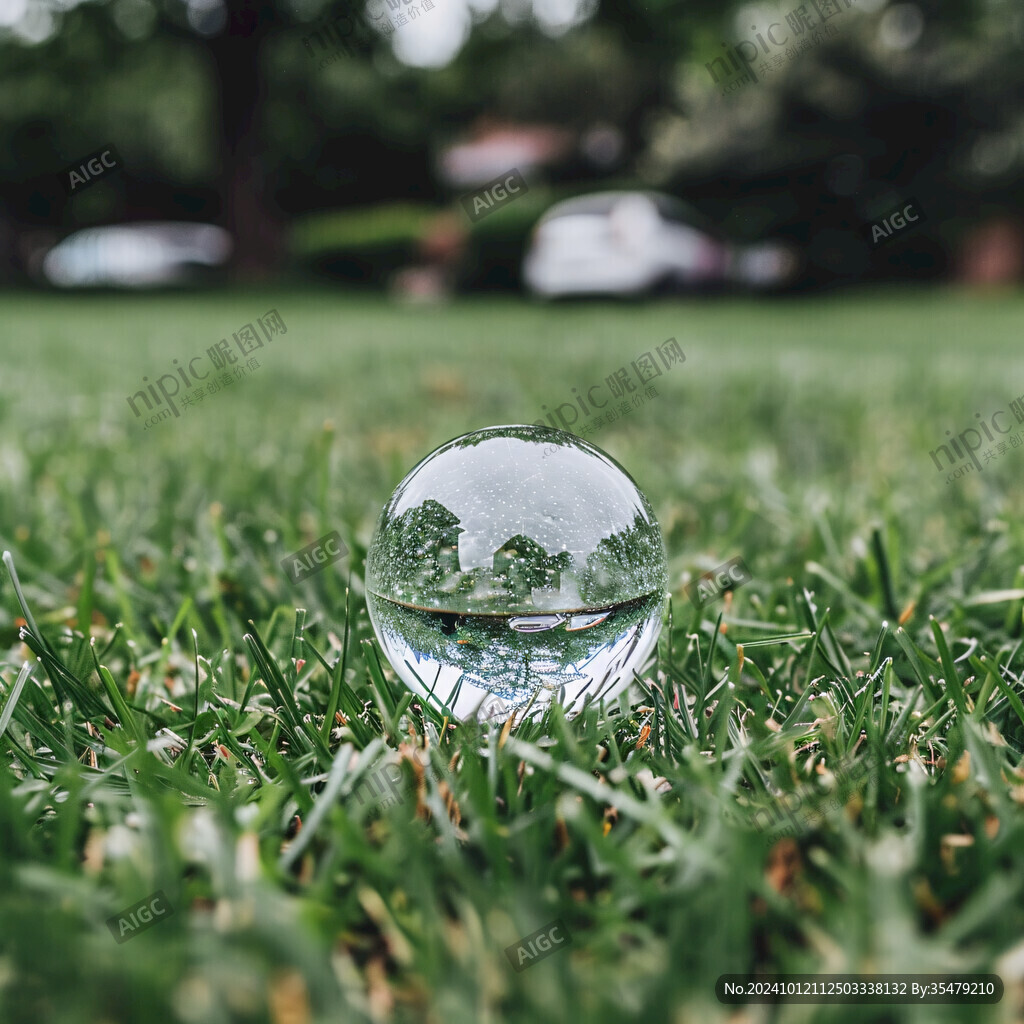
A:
289 181 644 290
290 202 439 286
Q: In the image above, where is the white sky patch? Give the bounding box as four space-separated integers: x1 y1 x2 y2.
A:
12 0 56 42
0 0 27 28
389 0 472 68
972 133 1017 177
879 2 923 50
385 0 593 66
733 3 780 40
533 0 594 36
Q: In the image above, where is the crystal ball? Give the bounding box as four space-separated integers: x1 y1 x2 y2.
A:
365 424 668 722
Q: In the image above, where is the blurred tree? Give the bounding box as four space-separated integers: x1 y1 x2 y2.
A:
0 0 1021 285
0 0 706 281
644 0 1024 286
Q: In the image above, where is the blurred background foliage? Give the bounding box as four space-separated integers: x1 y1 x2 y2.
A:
2 0 1023 289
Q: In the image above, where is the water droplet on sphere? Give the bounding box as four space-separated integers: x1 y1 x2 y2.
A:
365 425 668 721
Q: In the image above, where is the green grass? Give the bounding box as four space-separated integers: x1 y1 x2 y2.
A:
2 286 1024 1024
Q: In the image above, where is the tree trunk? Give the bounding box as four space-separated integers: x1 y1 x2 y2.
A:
208 0 286 280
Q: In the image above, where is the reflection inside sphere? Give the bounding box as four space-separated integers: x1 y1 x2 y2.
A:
367 589 666 721
365 424 669 720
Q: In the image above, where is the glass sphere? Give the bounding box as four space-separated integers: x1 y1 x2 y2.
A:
365 424 668 721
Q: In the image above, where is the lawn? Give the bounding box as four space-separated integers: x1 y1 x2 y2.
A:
1 286 1024 1024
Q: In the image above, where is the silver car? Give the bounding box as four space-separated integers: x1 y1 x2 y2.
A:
41 222 232 288
523 191 797 297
